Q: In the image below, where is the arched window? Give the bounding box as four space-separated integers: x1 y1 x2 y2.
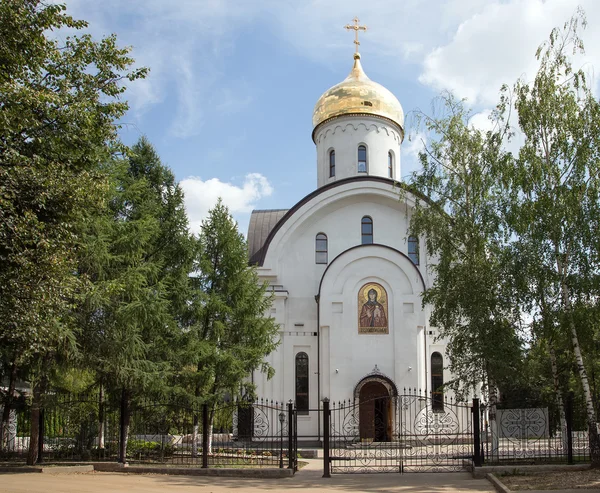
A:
408 236 419 265
431 352 444 411
295 352 309 414
315 233 328 264
361 216 373 245
388 151 393 178
329 150 335 177
358 145 367 173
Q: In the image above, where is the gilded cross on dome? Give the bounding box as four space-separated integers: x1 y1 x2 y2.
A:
344 17 367 54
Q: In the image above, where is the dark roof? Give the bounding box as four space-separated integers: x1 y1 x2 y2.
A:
248 209 289 264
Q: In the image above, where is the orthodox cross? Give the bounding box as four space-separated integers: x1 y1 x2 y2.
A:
344 17 367 54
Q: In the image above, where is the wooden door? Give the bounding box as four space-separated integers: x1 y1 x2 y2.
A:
359 381 390 442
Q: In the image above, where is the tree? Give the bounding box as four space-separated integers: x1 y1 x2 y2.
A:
502 10 600 466
408 94 524 402
184 200 279 451
77 137 194 462
0 0 146 463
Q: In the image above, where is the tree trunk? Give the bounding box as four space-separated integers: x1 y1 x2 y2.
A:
26 382 41 465
548 343 569 451
557 256 600 467
208 409 214 455
191 413 199 458
119 388 131 464
98 385 105 451
0 361 17 451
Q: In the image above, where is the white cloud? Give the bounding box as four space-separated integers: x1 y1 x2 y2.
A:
404 132 427 160
469 110 494 134
181 173 273 235
419 0 600 105
61 0 600 148
401 132 427 179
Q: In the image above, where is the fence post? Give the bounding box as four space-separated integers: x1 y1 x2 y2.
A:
472 398 482 467
322 398 331 478
287 401 294 471
37 408 44 464
566 391 574 465
202 403 209 468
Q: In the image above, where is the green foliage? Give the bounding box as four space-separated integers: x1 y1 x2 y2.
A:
77 137 194 395
408 93 524 396
126 439 175 459
0 0 146 390
183 200 279 404
501 10 600 463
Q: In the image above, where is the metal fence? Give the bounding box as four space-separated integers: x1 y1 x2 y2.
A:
479 393 591 465
323 389 474 474
0 392 297 471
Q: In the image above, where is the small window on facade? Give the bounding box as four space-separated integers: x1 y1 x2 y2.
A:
329 150 335 177
295 352 309 414
361 216 373 245
358 145 367 173
431 352 444 411
408 236 419 265
388 151 393 178
316 233 328 264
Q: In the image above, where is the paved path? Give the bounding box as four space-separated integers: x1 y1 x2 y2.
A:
1 461 495 493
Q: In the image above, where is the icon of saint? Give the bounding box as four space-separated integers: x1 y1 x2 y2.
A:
359 288 387 328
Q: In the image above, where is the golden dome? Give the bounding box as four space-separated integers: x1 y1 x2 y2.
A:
312 53 404 138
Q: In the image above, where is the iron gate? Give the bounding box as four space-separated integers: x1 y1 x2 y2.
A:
324 390 474 473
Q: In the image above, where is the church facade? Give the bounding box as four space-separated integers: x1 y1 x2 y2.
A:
247 50 448 440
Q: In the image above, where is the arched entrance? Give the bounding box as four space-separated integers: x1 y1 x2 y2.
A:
359 381 391 442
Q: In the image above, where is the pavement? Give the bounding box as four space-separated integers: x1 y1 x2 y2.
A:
0 459 496 493
1 460 599 492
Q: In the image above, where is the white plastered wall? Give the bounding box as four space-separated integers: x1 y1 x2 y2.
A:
314 115 402 187
252 182 435 438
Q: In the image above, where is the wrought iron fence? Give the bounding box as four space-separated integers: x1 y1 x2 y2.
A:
479 393 591 464
1 392 120 461
324 389 474 474
0 392 297 470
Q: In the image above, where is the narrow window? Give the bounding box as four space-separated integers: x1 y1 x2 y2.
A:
329 150 335 177
431 352 444 411
361 216 373 245
388 151 393 178
408 236 419 265
316 233 328 264
358 145 367 173
295 352 309 414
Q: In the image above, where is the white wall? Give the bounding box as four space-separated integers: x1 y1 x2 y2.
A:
252 182 435 437
314 115 402 187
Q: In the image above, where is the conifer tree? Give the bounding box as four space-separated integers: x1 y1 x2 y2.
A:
77 137 194 462
0 0 146 462
184 200 279 450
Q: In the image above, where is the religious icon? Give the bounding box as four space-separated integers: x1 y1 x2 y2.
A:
358 282 388 334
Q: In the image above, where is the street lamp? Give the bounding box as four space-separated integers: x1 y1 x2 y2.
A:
278 411 286 469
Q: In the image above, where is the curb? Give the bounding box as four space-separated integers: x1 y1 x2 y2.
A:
0 463 293 478
487 473 512 493
0 465 93 474
94 463 293 477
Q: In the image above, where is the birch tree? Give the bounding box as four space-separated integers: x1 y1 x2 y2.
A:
408 93 524 401
503 10 600 465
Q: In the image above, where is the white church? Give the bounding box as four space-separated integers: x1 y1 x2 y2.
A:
247 28 448 441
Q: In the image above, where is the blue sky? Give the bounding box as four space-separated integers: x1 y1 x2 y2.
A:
61 0 600 234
